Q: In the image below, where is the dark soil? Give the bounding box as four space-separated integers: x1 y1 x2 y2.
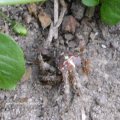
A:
0 1 120 120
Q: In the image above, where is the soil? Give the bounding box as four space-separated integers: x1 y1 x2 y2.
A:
0 1 120 120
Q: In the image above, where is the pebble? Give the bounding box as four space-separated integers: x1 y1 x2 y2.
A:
90 32 96 41
95 95 107 105
59 36 64 45
59 39 64 45
71 3 85 20
68 41 76 48
23 13 32 24
0 94 5 100
101 44 107 49
110 41 119 49
64 33 74 41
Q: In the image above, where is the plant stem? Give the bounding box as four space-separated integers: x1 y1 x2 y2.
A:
85 7 95 18
54 0 59 39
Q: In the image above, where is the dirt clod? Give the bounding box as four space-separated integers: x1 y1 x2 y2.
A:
62 15 79 33
0 1 120 120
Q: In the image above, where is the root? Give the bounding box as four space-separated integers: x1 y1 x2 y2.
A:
43 0 67 48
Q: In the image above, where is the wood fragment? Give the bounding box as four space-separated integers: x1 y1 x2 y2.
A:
44 0 67 48
54 0 59 39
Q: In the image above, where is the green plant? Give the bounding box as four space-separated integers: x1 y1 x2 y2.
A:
0 33 25 90
82 0 120 25
0 0 46 5
12 21 27 35
0 0 46 90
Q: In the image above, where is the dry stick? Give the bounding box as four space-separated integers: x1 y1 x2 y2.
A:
55 7 66 28
44 23 54 48
44 0 67 48
54 0 59 39
60 0 67 8
55 0 66 28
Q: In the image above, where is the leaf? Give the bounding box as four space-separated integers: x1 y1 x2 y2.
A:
38 10 52 29
100 0 120 25
0 0 46 5
82 0 99 7
0 33 25 90
12 22 27 36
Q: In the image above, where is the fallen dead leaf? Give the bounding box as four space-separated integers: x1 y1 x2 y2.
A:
62 15 79 33
38 10 52 29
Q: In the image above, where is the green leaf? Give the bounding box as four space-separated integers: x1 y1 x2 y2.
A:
0 33 25 90
12 22 27 36
82 0 99 7
101 0 120 25
0 0 46 5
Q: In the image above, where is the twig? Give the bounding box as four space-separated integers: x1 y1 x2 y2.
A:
54 0 59 39
55 7 66 28
43 0 67 48
44 23 54 48
59 0 67 8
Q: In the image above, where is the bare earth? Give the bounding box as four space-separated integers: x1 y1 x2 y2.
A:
0 1 120 120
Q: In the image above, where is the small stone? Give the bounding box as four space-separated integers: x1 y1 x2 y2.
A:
0 94 5 100
41 48 50 56
95 32 99 36
110 41 119 49
64 34 74 41
62 16 79 33
101 44 107 49
71 3 84 20
59 39 64 45
90 32 96 41
75 33 84 40
23 13 32 24
95 95 107 105
68 41 76 48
